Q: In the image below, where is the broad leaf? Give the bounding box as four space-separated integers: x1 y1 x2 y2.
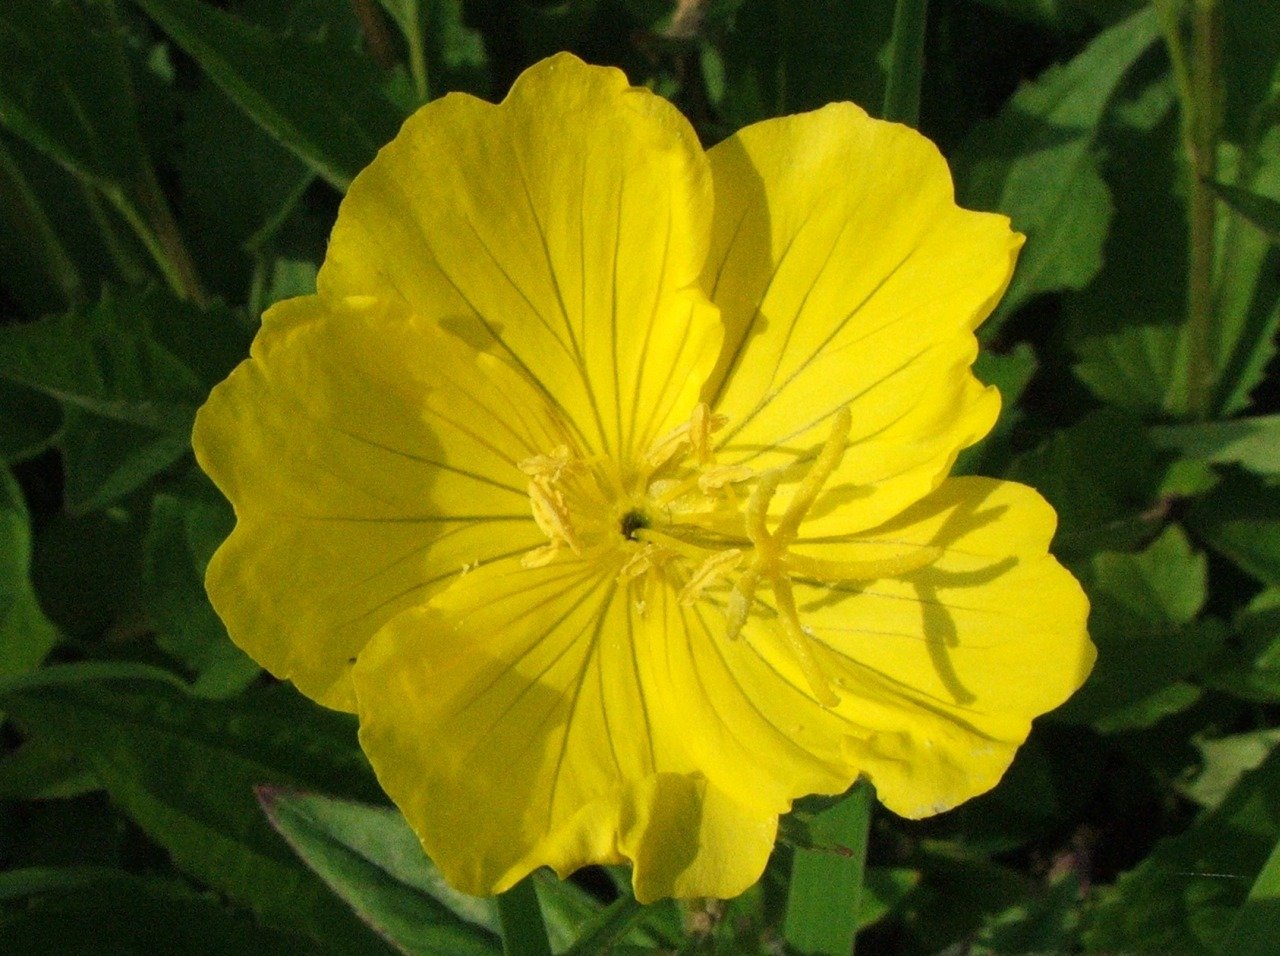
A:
0 380 62 465
1187 472 1280 586
1055 526 1222 732
0 463 58 686
144 479 258 697
1085 747 1280 952
0 0 146 190
259 788 501 956
130 0 404 190
0 287 248 435
1151 415 1280 476
1004 409 1169 556
0 867 321 954
2 680 387 949
957 6 1160 328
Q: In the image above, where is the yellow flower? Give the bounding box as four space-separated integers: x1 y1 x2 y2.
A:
194 54 1094 903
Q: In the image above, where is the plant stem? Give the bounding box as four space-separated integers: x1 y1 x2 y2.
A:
134 164 207 305
882 0 929 127
350 0 399 71
496 875 553 956
783 778 874 955
0 137 83 306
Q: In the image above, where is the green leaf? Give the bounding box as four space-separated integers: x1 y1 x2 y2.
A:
0 0 146 190
0 287 247 435
956 7 1160 328
59 411 189 513
0 661 191 700
2 680 387 950
143 478 259 697
1221 0 1280 145
0 867 321 954
1208 588 1280 703
0 380 62 465
1070 89 1280 417
259 788 501 956
0 463 58 686
29 506 146 639
783 779 873 955
712 0 897 127
130 0 404 190
972 874 1081 955
1085 747 1280 953
953 342 1038 477
1187 471 1280 586
1151 415 1280 476
1212 180 1280 243
1181 728 1280 810
1208 128 1280 415
1004 409 1169 556
178 80 314 298
1222 833 1280 956
1054 526 1223 732
0 734 98 801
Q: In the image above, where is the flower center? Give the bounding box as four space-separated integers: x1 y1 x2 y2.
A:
517 403 941 707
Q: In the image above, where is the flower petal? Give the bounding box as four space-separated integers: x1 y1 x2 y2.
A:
653 478 1092 819
193 295 555 711
702 105 1020 532
352 556 777 902
320 54 722 463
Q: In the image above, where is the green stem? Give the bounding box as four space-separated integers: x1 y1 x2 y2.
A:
82 182 148 287
0 137 83 306
496 876 553 956
783 779 874 955
405 8 430 104
1184 0 1222 419
882 0 929 127
133 163 207 304
350 0 400 71
561 892 644 956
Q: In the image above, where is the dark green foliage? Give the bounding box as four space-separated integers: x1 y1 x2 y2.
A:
1 0 1278 951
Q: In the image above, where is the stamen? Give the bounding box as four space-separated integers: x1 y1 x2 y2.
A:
785 545 943 583
771 575 839 707
617 542 671 583
698 464 754 493
679 549 744 605
528 478 582 554
518 445 577 481
774 407 852 542
521 543 561 569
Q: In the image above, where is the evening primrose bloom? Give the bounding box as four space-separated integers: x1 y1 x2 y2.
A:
193 55 1094 903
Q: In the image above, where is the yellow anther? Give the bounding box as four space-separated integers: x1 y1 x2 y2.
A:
517 444 577 481
643 403 728 471
697 464 754 493
521 543 561 569
689 403 727 465
679 548 743 605
528 478 582 554
724 564 763 641
617 542 672 583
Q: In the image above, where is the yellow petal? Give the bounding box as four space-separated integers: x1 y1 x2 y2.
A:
653 478 1091 821
320 54 722 464
193 295 553 711
702 104 1020 533
352 556 776 902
